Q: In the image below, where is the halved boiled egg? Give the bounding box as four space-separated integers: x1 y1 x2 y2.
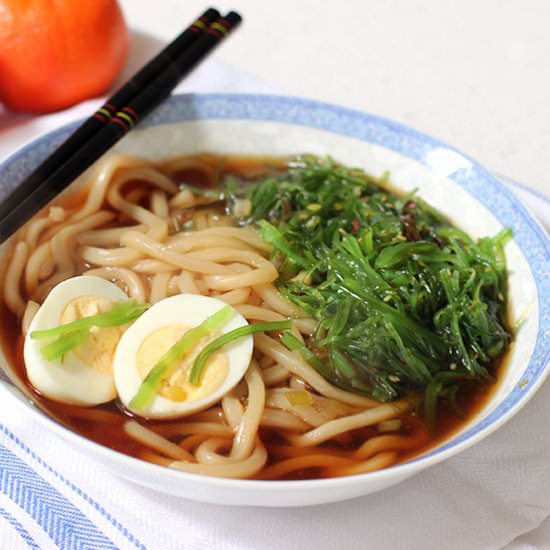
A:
24 276 129 406
114 294 253 420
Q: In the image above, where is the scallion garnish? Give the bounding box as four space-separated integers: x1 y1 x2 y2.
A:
129 305 235 411
40 329 90 361
31 300 150 360
189 320 292 385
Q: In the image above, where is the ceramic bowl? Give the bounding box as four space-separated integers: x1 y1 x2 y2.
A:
0 94 548 506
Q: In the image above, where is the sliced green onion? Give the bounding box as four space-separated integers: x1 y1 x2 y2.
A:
40 329 90 361
32 300 150 360
285 389 314 406
129 305 235 411
190 320 292 385
31 300 150 340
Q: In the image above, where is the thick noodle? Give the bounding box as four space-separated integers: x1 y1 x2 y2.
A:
3 154 423 480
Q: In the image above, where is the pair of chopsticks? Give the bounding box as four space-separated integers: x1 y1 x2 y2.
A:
0 8 241 243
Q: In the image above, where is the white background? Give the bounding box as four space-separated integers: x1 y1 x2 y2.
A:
119 0 550 196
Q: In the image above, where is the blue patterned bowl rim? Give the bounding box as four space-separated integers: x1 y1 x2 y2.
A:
0 93 548 474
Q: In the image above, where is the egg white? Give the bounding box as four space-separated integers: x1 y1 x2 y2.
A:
24 276 129 406
114 294 253 419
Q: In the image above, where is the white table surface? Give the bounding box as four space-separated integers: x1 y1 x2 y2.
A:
119 0 550 197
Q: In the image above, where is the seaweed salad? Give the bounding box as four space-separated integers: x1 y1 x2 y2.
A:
228 156 513 427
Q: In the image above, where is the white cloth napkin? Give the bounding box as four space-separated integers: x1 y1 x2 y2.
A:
1 49 550 550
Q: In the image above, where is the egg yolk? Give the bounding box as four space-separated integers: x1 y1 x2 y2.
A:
60 295 124 374
136 324 228 402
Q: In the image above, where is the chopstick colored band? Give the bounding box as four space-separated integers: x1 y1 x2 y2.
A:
93 105 117 123
112 107 139 130
207 19 231 38
191 17 209 32
93 112 108 123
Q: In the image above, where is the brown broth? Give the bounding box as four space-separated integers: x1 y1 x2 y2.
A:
0 154 508 480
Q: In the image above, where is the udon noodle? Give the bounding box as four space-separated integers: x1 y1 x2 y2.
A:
1 153 502 480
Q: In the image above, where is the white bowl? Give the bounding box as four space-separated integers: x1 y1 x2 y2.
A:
0 94 548 507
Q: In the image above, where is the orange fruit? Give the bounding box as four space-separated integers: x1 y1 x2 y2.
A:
0 0 129 113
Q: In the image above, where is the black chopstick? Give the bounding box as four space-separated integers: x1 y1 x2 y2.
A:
0 9 241 243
